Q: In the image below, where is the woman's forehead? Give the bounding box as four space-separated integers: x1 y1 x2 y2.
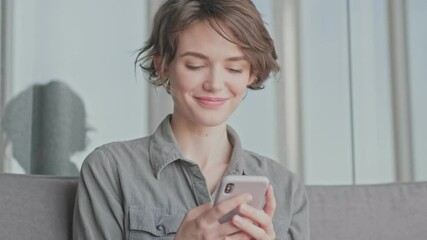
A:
174 21 244 59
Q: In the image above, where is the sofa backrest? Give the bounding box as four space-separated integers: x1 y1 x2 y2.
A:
1 173 427 240
307 182 427 240
0 173 78 240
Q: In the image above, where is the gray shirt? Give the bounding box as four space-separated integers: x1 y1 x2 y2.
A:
73 116 309 240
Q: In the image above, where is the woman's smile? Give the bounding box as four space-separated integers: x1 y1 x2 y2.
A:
194 96 229 108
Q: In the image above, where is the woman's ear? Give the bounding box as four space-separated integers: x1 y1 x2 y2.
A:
248 72 258 86
153 56 167 78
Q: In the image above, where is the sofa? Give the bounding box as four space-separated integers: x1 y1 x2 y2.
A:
1 173 427 240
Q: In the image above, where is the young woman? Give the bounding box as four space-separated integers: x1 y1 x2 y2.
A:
73 0 309 239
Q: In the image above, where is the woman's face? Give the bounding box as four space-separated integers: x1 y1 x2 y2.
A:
160 20 256 128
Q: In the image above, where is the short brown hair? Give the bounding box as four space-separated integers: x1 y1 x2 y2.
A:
135 0 279 90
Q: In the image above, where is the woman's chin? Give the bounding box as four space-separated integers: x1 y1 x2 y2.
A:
191 113 231 128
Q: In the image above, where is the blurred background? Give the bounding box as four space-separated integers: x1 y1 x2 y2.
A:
0 0 425 185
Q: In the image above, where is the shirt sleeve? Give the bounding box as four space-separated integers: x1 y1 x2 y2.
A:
72 148 125 240
288 179 310 240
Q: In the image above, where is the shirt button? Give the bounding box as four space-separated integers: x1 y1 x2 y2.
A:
156 224 165 231
231 169 240 175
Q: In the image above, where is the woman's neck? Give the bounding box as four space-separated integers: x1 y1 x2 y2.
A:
170 114 232 171
170 114 233 193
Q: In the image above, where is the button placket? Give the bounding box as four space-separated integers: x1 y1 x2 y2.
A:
189 165 211 205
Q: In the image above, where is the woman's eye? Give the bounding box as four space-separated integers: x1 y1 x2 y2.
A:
228 68 243 74
186 65 203 70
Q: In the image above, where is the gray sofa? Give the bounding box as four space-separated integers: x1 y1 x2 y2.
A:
1 173 427 240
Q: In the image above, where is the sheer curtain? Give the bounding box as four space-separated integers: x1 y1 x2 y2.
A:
274 0 427 184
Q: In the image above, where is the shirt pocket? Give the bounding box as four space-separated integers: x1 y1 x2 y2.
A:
128 205 186 240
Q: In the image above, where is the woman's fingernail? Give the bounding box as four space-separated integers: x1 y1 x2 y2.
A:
233 214 243 224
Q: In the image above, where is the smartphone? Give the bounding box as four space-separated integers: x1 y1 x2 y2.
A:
214 175 270 223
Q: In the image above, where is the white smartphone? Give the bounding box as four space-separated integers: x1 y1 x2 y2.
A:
214 175 270 223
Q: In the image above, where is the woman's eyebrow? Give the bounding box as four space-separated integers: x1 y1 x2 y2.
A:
179 52 208 59
179 52 246 62
225 56 246 62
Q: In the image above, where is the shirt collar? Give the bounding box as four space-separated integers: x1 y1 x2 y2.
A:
224 125 245 176
149 115 183 179
148 115 246 179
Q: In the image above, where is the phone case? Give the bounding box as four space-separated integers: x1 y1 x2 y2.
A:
214 175 269 223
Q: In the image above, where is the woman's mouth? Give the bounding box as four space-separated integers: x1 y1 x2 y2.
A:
194 97 228 108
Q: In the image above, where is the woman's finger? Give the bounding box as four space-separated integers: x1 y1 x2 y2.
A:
184 202 213 220
203 193 253 223
214 220 243 237
232 214 271 240
239 203 271 229
264 185 276 217
224 230 252 240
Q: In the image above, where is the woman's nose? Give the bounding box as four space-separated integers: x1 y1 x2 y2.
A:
203 69 224 91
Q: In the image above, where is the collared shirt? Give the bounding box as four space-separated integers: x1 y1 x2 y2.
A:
73 115 309 240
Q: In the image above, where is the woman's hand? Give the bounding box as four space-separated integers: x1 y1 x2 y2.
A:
175 193 253 240
226 185 277 240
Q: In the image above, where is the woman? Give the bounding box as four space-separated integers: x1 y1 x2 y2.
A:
73 0 309 239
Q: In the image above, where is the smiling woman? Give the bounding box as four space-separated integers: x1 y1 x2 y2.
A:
161 20 256 128
72 0 309 240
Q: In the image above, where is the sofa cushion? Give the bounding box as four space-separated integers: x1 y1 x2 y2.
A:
307 182 427 240
0 173 78 240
